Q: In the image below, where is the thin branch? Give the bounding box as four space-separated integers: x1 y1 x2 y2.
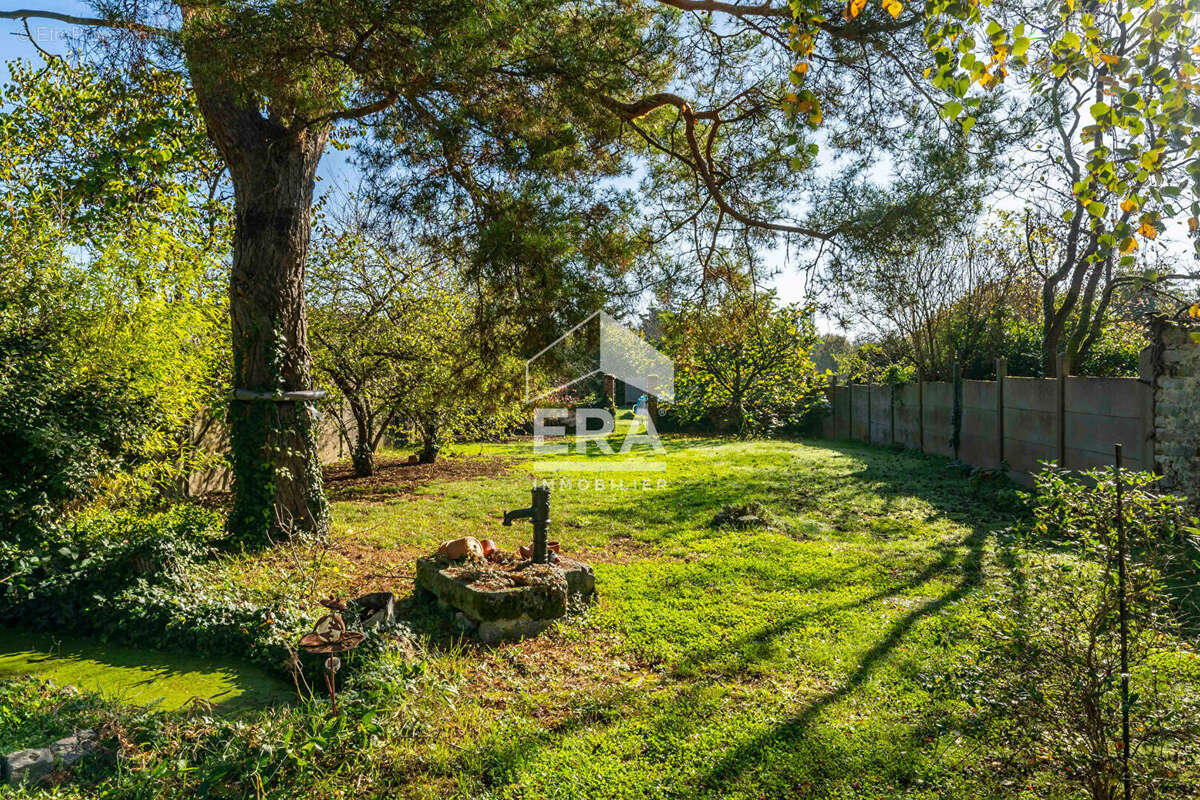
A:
600 92 842 241
0 8 172 37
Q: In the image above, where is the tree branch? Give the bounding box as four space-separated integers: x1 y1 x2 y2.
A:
0 8 172 37
600 92 842 241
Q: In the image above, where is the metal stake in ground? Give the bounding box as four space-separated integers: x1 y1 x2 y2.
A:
1114 443 1131 800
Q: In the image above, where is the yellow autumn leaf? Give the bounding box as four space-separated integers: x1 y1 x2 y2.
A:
796 98 813 113
881 0 903 18
1189 217 1199 233
1098 53 1120 66
1190 303 1200 319
794 62 809 75
846 0 867 19
1120 198 1138 214
784 92 799 104
1120 237 1138 254
1138 220 1158 239
810 109 823 125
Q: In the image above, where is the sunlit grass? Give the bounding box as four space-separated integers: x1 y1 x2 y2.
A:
3 433 1142 799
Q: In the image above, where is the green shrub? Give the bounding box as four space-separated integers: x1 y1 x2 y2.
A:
0 505 310 673
0 324 166 547
939 467 1200 799
1026 464 1195 551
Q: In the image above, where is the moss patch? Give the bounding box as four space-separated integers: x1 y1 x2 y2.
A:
0 629 290 712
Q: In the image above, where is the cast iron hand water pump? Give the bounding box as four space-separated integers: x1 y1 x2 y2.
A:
503 486 551 563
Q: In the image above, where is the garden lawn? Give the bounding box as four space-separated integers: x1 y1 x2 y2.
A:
2 435 1048 799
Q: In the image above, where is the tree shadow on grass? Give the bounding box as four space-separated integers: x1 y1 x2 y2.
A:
670 528 985 681
594 438 1023 545
441 485 1002 796
690 524 988 793
439 525 990 798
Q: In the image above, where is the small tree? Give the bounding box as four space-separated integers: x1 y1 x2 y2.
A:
308 218 428 477
391 289 523 464
664 292 825 436
309 216 522 472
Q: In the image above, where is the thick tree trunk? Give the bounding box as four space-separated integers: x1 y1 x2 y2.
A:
186 70 332 541
1043 337 1060 379
225 139 330 539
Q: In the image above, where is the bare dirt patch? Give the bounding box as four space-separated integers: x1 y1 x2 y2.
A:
329 538 421 597
324 454 515 502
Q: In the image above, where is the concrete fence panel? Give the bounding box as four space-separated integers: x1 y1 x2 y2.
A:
1001 377 1058 475
850 385 870 442
869 385 891 445
894 384 921 449
960 380 998 467
819 365 1170 493
922 382 954 458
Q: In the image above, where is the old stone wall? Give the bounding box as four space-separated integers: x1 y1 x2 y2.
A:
1153 322 1200 504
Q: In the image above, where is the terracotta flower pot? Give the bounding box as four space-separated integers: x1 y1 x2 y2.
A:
547 541 561 554
479 539 496 556
437 536 484 561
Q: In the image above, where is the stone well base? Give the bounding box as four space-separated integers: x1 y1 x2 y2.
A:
415 557 596 644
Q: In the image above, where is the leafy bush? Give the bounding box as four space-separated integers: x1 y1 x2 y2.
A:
936 468 1200 799
0 255 165 546
0 505 310 673
1026 465 1196 550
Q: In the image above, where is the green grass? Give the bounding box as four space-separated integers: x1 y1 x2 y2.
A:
0 434 1138 798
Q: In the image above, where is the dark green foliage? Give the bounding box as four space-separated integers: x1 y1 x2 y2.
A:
0 270 164 546
0 506 308 674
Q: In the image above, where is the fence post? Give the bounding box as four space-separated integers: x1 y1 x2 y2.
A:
847 378 853 442
829 374 838 439
1114 443 1132 800
995 356 1007 470
890 382 897 446
917 369 925 453
1057 353 1070 469
866 382 873 444
951 355 962 460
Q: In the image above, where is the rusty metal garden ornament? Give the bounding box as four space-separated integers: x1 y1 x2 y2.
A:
298 612 364 716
